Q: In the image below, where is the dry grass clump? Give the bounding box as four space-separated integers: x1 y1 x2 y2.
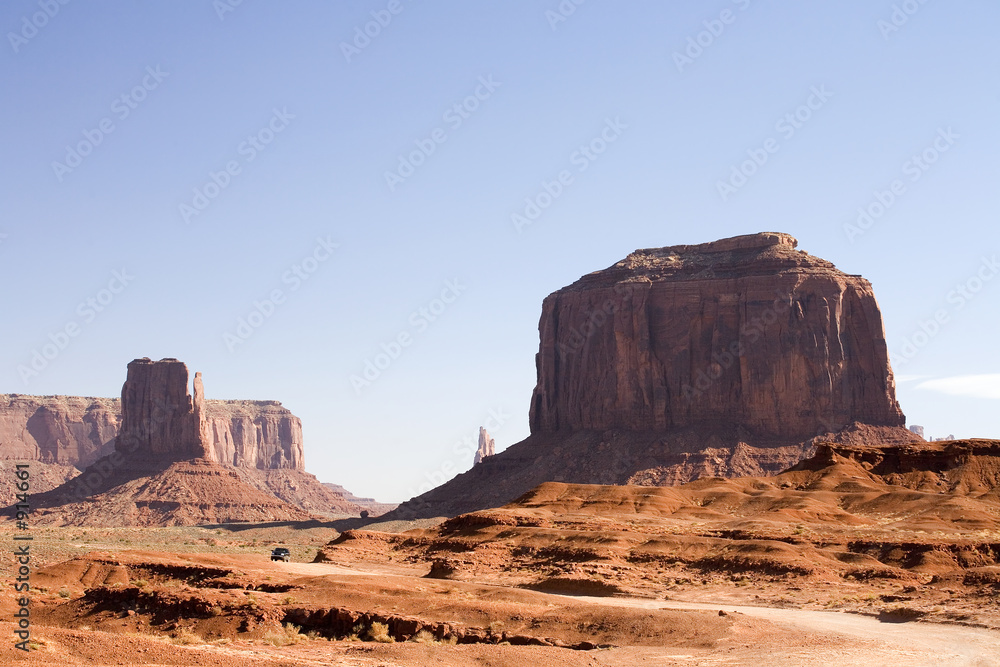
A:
264 623 308 646
171 628 203 645
366 621 394 643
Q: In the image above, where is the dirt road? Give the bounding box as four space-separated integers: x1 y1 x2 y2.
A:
577 595 1000 666
278 560 1000 666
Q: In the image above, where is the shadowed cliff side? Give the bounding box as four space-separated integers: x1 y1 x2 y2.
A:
391 233 913 519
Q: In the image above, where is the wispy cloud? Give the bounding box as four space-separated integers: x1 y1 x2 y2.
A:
894 374 929 383
915 374 1000 400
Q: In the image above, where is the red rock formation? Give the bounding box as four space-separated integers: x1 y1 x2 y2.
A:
0 395 118 467
529 232 904 439
202 401 303 470
115 358 209 460
14 357 371 524
474 427 495 465
1 400 305 473
392 233 914 519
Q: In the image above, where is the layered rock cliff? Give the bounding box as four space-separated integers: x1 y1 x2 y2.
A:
1 399 303 472
529 231 904 439
8 358 368 523
392 232 914 518
0 395 118 468
115 358 209 460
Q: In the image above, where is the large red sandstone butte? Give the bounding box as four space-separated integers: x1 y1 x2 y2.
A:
531 231 904 438
19 358 369 523
393 232 915 518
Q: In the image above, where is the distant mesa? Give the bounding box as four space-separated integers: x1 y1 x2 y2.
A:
3 358 389 525
393 232 917 518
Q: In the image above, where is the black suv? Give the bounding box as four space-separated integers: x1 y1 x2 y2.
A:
270 547 290 562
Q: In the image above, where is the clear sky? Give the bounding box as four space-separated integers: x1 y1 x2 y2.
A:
2 1 998 502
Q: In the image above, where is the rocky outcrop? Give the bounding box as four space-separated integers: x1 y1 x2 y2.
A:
202 401 303 470
31 460 315 527
392 233 915 518
115 358 209 460
16 357 370 524
475 427 495 465
323 483 398 516
529 232 904 439
2 394 304 473
0 395 118 468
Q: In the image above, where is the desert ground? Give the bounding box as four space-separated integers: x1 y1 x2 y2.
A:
5 442 1000 667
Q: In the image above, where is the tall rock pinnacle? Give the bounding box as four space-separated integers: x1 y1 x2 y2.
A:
474 427 495 465
115 357 211 460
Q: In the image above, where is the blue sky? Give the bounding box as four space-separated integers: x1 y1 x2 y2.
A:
2 1 997 502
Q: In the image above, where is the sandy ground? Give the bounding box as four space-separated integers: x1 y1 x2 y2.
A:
3 550 998 666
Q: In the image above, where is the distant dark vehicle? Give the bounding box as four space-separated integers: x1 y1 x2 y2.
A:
270 547 290 562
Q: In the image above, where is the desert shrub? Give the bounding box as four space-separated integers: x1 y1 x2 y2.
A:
171 629 202 645
366 621 394 643
264 623 307 646
409 629 435 644
57 588 71 599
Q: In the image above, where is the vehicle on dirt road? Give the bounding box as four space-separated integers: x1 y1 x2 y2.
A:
270 547 291 562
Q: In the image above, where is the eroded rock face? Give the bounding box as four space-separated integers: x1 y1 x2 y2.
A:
19 358 367 524
529 232 904 440
0 395 118 467
202 401 303 470
474 427 495 465
1 396 304 472
391 233 913 519
115 358 209 460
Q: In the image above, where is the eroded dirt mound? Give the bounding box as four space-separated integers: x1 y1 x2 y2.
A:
0 460 81 506
29 459 314 527
22 550 732 652
320 440 1000 628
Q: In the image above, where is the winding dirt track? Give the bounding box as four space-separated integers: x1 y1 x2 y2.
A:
277 561 1000 666
578 595 1000 666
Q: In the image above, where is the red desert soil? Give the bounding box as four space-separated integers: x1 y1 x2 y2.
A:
319 440 1000 630
3 439 999 665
